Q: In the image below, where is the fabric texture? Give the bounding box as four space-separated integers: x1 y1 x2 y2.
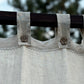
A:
17 12 31 46
0 12 84 84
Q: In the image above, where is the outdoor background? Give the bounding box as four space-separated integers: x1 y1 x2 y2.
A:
0 0 84 44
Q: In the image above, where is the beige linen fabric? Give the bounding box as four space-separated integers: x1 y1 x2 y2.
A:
0 12 84 84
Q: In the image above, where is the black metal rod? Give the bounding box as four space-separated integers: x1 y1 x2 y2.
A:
0 11 83 28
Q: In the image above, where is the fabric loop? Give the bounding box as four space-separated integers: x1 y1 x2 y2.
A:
56 14 71 49
17 12 31 46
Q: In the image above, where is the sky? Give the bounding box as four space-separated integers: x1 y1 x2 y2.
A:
0 0 14 11
0 0 84 11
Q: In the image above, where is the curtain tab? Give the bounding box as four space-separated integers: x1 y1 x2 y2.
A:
17 12 31 46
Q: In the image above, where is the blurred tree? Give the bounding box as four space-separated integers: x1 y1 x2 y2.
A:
2 0 84 42
0 25 9 38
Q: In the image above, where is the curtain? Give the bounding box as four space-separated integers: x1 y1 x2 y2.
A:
0 12 84 84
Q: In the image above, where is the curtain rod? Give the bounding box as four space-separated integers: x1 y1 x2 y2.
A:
0 11 83 28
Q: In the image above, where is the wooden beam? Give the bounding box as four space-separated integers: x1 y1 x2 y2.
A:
0 11 83 28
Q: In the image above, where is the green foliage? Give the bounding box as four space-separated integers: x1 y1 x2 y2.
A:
0 25 9 38
8 0 83 14
31 27 48 41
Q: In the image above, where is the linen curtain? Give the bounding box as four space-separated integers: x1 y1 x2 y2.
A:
0 12 84 84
